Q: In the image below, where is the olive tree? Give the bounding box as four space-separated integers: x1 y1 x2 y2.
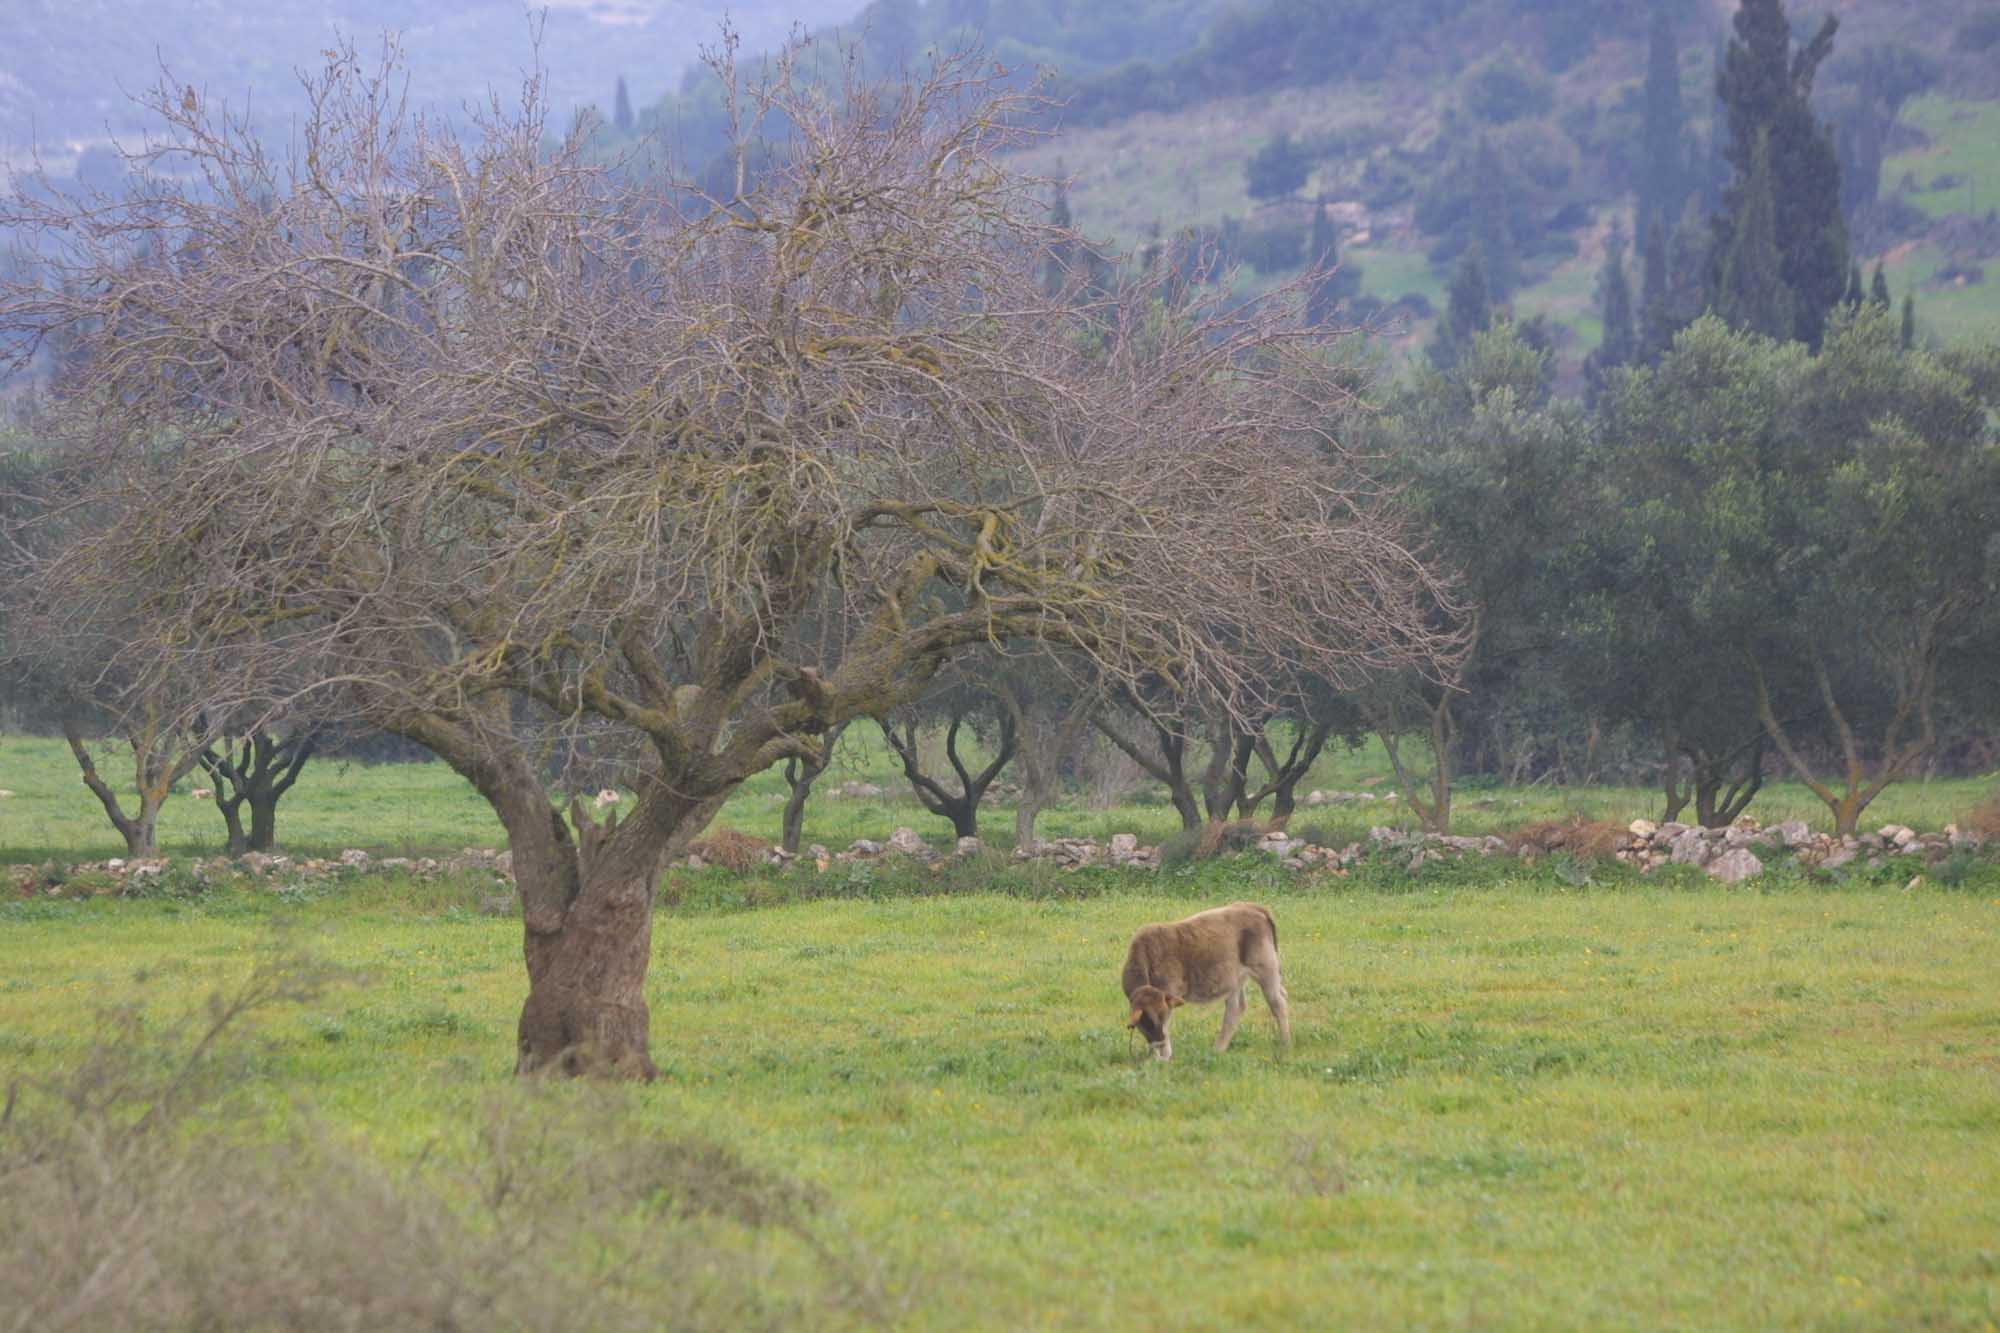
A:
1 42 1456 1078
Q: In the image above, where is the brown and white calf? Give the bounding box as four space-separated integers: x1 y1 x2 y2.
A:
1122 901 1291 1061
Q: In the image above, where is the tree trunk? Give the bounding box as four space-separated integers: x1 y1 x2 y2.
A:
1688 737 1763 829
64 717 188 858
508 789 728 1079
515 863 661 1079
216 795 250 856
247 796 280 851
778 721 845 855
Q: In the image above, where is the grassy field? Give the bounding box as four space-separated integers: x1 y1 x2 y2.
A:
5 734 2000 1325
5 870 2000 1327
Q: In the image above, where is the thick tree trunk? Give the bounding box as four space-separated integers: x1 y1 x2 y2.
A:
1689 738 1763 829
506 786 729 1080
247 796 279 851
515 864 661 1079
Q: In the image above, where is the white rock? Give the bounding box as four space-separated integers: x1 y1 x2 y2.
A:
1668 829 1713 867
0 789 14 798
338 849 371 867
1772 820 1813 848
955 836 982 857
1706 848 1763 884
848 839 883 856
1628 819 1659 838
1304 790 1327 807
886 827 928 856
107 858 126 870
1109 833 1139 858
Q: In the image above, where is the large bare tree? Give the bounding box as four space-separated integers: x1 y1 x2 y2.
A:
1 39 1459 1077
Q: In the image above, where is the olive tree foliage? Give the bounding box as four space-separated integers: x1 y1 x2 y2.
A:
1358 321 1583 834
1588 310 1999 836
0 41 1458 1078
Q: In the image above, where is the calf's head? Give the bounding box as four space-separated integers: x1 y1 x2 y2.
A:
1126 985 1184 1060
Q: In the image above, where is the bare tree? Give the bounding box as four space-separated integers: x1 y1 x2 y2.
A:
198 724 321 855
878 684 1016 841
778 719 847 856
0 38 1459 1077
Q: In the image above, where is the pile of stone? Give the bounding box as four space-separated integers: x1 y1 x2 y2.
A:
1615 817 1983 882
10 845 518 898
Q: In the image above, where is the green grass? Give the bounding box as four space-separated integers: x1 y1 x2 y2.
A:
5 874 2000 1327
1882 97 2000 222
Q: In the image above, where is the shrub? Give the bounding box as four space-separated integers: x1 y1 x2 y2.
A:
1508 817 1627 863
689 827 775 871
1462 48 1555 125
1961 790 2000 840
0 948 884 1331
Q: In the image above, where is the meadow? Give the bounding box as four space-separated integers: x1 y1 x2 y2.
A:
5 734 2000 1328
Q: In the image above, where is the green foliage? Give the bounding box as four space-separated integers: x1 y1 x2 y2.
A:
1634 3 1691 252
1461 46 1554 125
1244 131 1311 201
1708 0 1849 346
1716 133 1795 340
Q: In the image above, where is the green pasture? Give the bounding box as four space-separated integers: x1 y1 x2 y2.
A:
1883 97 2000 223
5 870 1999 1328
6 732 2000 1325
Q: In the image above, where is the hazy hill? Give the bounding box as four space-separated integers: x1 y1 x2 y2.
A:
0 0 869 168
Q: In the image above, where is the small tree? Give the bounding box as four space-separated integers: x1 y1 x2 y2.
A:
878 682 1017 841
778 720 847 855
198 725 320 855
1246 132 1310 201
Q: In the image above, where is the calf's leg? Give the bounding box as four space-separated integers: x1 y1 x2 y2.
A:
1247 944 1292 1053
1215 982 1248 1052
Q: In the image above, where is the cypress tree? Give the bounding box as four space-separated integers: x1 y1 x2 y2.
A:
1430 244 1493 370
1598 225 1637 370
1472 137 1518 300
1709 0 1848 346
1639 217 1674 360
1305 202 1341 327
1637 3 1688 253
1717 132 1792 340
613 76 634 134
1844 262 1864 307
1900 291 1916 348
1869 262 1891 308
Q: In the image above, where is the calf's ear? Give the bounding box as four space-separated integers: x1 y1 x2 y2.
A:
1127 1008 1144 1028
1166 995 1185 1009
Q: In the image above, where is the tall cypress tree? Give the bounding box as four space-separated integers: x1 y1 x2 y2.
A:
1869 262 1891 308
1305 202 1348 327
1639 217 1674 361
613 76 634 134
1717 132 1792 340
1637 3 1688 254
1708 0 1848 346
1598 225 1637 370
1429 244 1493 371
1472 137 1518 300
1900 291 1916 349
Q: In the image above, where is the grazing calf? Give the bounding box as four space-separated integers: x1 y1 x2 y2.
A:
1122 901 1291 1061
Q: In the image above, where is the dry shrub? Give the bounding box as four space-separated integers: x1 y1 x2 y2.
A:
689 828 775 872
1508 817 1628 862
0 950 888 1331
1962 791 2000 840
1194 819 1264 860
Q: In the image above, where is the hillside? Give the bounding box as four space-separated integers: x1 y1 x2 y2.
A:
0 0 869 170
997 0 2000 368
